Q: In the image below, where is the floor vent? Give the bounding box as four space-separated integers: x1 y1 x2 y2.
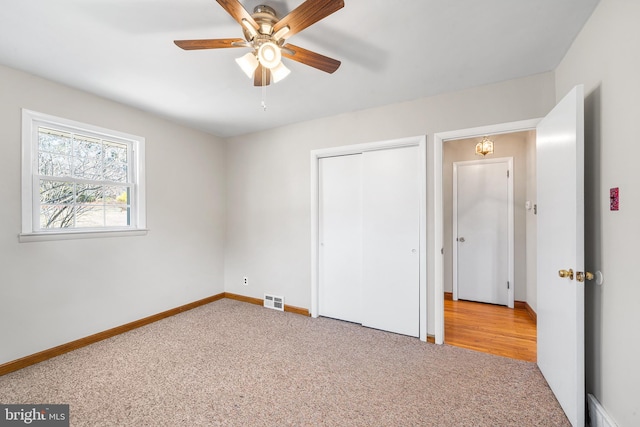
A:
264 294 284 311
588 394 617 427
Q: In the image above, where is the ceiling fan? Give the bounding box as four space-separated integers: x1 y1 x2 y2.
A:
174 0 344 86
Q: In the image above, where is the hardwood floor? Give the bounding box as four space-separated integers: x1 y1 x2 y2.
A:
444 294 537 362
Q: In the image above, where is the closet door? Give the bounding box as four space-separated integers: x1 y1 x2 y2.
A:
318 154 363 324
455 160 510 306
361 146 420 337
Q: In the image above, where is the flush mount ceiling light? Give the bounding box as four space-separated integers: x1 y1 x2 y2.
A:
174 0 343 88
475 136 495 156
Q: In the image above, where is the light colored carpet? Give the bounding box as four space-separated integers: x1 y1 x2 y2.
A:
0 299 570 426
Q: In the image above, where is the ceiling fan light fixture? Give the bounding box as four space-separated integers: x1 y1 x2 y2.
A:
241 19 258 40
257 42 282 69
174 0 344 89
271 61 291 83
273 26 290 41
235 52 259 78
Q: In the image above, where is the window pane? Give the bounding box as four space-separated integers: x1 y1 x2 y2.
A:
104 161 128 183
40 204 75 229
103 186 128 205
74 206 105 228
38 152 72 177
76 184 103 204
105 205 129 227
73 135 103 180
104 142 128 182
104 141 127 163
40 180 74 205
38 128 71 155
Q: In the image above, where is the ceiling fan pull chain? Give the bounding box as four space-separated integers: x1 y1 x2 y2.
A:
261 67 268 111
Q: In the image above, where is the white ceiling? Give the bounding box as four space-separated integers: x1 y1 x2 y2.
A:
0 0 599 138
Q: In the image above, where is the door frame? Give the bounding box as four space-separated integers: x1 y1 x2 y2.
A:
310 135 428 341
432 120 540 344
452 157 515 308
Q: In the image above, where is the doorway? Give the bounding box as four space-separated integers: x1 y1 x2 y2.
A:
433 122 540 354
432 87 585 424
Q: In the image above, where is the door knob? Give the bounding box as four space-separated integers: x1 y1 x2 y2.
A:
576 271 594 282
558 269 574 280
458 237 465 242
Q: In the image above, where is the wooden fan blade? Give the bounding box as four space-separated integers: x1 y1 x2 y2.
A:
282 44 341 73
174 38 246 50
216 0 259 30
254 64 272 86
273 0 344 39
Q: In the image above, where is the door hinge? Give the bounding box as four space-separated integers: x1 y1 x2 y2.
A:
507 170 510 178
507 281 510 289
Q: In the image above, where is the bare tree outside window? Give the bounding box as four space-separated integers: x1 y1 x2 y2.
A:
38 128 131 229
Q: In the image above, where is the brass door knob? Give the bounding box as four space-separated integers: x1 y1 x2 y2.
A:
576 271 595 282
558 269 574 280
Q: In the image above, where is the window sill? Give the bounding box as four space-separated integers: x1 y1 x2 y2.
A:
19 228 149 243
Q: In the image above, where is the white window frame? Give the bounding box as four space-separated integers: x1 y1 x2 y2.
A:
20 109 147 242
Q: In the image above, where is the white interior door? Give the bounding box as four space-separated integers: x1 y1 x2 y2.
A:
318 154 362 324
536 85 585 427
454 159 511 306
361 146 420 337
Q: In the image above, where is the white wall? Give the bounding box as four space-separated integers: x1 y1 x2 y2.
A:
224 72 556 334
0 65 226 365
554 0 640 425
442 133 529 302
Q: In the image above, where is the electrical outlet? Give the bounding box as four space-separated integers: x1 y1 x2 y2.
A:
243 277 248 286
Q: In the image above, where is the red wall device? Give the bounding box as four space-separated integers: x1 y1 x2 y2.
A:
610 187 619 211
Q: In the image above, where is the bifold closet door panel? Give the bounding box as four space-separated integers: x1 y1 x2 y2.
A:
318 154 363 324
361 146 420 337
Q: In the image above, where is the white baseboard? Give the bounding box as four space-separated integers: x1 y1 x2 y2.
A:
588 394 617 427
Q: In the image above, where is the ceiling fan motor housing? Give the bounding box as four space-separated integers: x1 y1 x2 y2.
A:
243 5 279 41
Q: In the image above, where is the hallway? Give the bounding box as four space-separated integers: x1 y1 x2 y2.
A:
444 294 537 362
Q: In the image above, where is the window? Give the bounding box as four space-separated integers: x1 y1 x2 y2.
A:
21 109 146 242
